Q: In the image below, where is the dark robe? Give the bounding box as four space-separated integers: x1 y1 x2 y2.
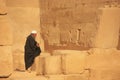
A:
24 34 41 70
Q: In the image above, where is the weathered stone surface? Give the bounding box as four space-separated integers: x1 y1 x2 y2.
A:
87 48 117 54
9 77 47 80
0 78 10 80
40 53 51 57
64 71 89 80
89 69 120 80
12 52 25 71
9 71 47 80
86 48 120 69
36 53 51 75
6 0 40 8
0 16 12 45
35 56 45 75
46 75 64 80
86 49 120 80
13 52 51 72
95 7 120 48
46 70 89 80
0 46 13 77
62 53 87 74
7 7 41 53
0 0 7 14
6 0 42 53
44 55 62 75
40 0 102 49
46 26 60 45
53 50 88 74
53 50 88 55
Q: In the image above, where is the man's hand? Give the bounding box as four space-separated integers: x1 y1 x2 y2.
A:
36 43 39 47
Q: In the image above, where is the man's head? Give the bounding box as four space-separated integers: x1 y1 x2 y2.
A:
31 30 37 38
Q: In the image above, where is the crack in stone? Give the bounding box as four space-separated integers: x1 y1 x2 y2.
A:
0 13 7 15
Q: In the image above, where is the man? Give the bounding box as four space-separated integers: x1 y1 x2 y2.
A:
24 30 41 72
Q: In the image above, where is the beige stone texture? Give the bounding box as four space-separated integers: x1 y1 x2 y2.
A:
64 72 89 80
0 46 13 77
86 49 120 80
40 53 51 57
12 52 25 71
89 69 120 80
40 0 100 49
9 71 47 80
0 78 10 80
36 53 51 75
95 7 120 48
62 53 87 74
0 16 12 45
0 0 7 14
6 0 43 53
7 7 41 53
0 0 120 80
46 75 64 80
12 52 51 72
44 55 62 75
9 76 47 80
53 50 88 74
45 70 89 80
47 26 60 45
86 48 120 69
6 0 40 8
35 56 45 75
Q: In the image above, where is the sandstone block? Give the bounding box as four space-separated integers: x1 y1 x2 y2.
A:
0 0 7 14
62 53 87 74
44 55 62 75
7 7 40 53
13 52 25 71
36 53 51 75
9 71 47 80
35 56 45 75
86 49 120 69
46 75 64 80
0 46 13 77
89 69 120 80
46 70 89 80
53 50 88 74
6 0 40 8
0 16 12 45
95 8 120 48
9 77 47 80
64 72 89 80
0 78 10 80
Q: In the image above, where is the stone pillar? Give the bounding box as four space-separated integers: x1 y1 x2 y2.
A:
88 6 120 80
95 6 120 48
6 0 43 71
0 0 13 78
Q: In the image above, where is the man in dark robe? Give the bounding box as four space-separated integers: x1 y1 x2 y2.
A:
24 30 41 72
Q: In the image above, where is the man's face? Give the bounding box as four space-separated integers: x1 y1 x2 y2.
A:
32 34 37 38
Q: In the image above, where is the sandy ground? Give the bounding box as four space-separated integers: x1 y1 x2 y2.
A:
0 71 47 80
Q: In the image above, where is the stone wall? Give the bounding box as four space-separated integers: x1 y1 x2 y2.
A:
1 0 120 80
40 0 99 50
95 6 120 48
40 0 120 50
0 0 13 77
5 0 43 70
33 49 120 80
